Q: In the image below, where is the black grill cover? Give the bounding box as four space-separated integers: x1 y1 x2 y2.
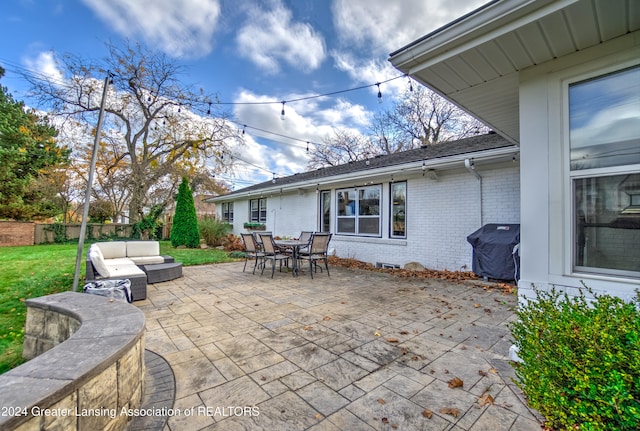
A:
467 224 520 281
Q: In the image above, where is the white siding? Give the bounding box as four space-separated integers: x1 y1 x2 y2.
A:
517 34 640 303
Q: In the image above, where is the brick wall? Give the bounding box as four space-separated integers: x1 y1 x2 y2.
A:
0 221 35 247
228 163 521 272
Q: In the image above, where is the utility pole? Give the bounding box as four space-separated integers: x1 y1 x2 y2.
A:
72 73 111 292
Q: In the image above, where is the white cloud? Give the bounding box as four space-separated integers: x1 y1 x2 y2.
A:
231 88 375 178
80 0 221 58
331 51 411 101
331 0 488 55
236 0 326 74
24 51 64 84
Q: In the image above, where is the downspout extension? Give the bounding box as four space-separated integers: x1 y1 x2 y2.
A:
464 158 483 226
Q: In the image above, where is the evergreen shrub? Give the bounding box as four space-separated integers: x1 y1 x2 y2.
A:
511 287 640 430
170 178 200 248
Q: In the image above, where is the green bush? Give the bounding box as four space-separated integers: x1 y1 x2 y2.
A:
170 178 200 248
199 216 232 246
511 287 640 430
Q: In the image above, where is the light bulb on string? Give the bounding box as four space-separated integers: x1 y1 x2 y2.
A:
280 101 286 120
306 141 309 152
242 125 246 135
407 76 414 92
207 102 211 116
376 83 382 104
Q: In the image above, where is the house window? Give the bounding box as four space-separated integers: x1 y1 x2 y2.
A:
336 185 381 236
249 198 267 223
569 66 640 277
390 182 406 238
221 202 234 223
320 190 331 232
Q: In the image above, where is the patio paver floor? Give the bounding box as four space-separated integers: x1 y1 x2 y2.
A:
132 262 542 431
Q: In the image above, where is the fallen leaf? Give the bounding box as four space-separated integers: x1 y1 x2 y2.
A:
391 424 398 429
479 393 494 406
489 367 498 374
484 308 492 314
385 337 399 343
448 377 464 388
315 413 323 420
399 331 409 335
389 312 397 316
322 315 331 321
421 409 433 418
473 303 481 308
374 331 381 337
478 370 488 377
377 398 386 404
439 407 460 418
303 325 313 330
381 417 389 424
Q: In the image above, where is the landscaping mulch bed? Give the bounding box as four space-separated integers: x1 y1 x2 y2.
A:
327 256 516 294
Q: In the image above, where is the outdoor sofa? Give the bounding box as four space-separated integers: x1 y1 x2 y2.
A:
86 241 182 300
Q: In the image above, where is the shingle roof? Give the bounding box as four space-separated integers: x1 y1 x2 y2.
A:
219 132 512 198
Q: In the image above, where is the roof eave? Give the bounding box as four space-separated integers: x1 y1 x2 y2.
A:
209 145 519 202
389 0 576 72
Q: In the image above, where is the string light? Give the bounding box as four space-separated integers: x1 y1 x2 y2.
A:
280 101 286 120
242 125 246 135
306 141 309 152
376 83 382 104
207 102 211 115
407 75 413 92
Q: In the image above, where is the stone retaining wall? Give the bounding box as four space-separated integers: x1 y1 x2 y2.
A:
0 292 145 431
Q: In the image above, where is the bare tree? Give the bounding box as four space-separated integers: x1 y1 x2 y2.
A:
307 128 375 169
386 86 487 148
308 86 488 168
24 41 241 223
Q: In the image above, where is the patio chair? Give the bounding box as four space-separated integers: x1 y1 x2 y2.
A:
258 233 290 278
299 232 332 278
241 233 265 274
291 230 314 264
252 231 272 251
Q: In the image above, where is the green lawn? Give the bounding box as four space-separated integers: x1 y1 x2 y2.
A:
0 241 237 374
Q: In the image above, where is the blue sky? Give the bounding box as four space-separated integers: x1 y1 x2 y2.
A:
1 0 487 189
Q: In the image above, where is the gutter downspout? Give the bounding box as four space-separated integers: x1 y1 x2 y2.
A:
464 158 483 226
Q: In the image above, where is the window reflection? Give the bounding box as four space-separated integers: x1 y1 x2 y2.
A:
569 66 640 170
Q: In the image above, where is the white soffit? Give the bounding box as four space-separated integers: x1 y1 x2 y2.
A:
390 0 640 143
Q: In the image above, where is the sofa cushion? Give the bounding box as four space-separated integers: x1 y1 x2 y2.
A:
128 256 165 265
95 242 127 259
126 241 160 258
105 262 146 278
89 245 111 277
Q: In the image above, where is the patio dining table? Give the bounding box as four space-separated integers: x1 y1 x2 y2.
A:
274 239 309 276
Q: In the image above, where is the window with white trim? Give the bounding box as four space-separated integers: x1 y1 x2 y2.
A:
320 190 331 232
249 198 267 223
221 202 234 223
569 65 640 277
390 182 406 238
336 185 381 236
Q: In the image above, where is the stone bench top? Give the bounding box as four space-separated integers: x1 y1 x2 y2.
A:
0 292 145 428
